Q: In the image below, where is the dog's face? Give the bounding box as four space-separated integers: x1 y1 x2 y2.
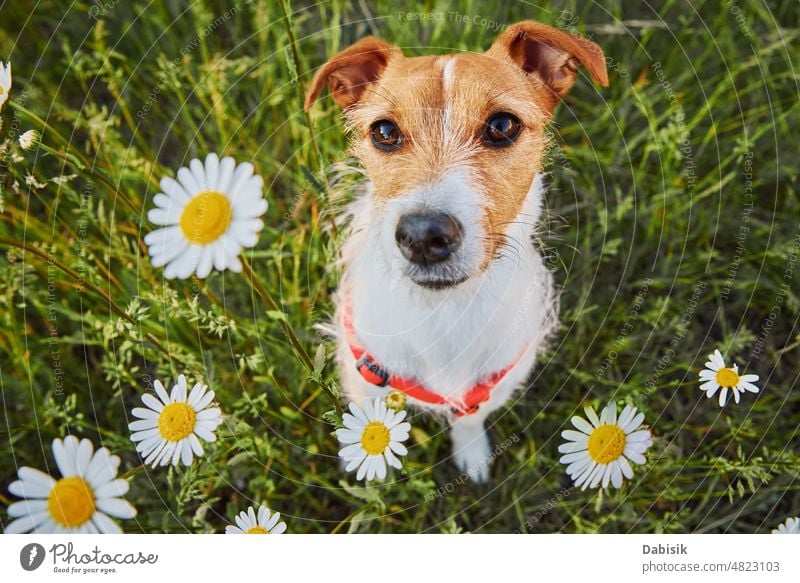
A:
306 21 607 289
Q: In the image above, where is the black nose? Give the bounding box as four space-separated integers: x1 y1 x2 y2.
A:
395 212 463 266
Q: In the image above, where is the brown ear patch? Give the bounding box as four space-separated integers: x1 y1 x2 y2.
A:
487 20 608 106
304 37 401 110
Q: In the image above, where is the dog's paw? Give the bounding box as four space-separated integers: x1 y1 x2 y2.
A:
451 429 492 483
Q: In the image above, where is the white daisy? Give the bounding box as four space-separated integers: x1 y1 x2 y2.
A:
144 153 268 279
5 436 137 533
698 349 760 406
129 374 223 468
0 60 11 111
772 516 800 534
336 398 411 481
559 402 653 490
225 505 287 534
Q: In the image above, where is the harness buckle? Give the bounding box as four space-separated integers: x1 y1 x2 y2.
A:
355 355 390 387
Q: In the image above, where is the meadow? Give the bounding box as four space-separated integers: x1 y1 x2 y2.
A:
0 0 798 533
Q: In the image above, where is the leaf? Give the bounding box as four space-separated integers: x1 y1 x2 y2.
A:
313 343 326 374
265 310 287 322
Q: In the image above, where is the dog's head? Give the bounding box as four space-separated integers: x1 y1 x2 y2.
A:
306 21 607 290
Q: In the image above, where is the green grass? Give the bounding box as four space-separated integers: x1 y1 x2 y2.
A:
1 0 798 533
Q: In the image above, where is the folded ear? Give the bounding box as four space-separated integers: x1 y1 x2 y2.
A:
304 37 400 111
487 21 608 107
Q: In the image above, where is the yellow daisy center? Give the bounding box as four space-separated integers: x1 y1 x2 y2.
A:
48 477 95 527
246 526 269 534
361 421 391 455
179 191 232 244
158 402 197 441
715 367 740 388
587 424 627 464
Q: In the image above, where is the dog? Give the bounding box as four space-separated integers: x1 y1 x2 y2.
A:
305 20 608 482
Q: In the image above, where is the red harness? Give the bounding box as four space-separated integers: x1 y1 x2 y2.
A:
342 297 528 417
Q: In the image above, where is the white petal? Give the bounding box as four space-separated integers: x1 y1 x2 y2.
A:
180 440 194 466
558 441 588 454
92 512 123 534
560 451 588 464
187 383 205 407
160 176 191 204
610 462 623 488
384 448 402 469
339 442 364 459
94 479 130 499
624 448 647 465
619 456 634 478
9 469 55 498
356 457 369 481
177 166 201 196
601 402 617 425
128 419 158 432
345 451 367 472
52 437 76 477
342 413 363 431
621 412 645 433
86 450 121 489
130 427 160 443
190 158 208 191
571 416 594 435
5 513 47 534
388 441 407 456
227 162 255 200
197 408 221 421
193 389 215 411
216 157 236 192
336 428 362 444
75 439 94 476
7 499 48 517
131 407 159 420
561 430 589 443
204 153 220 189
194 426 217 442
626 430 652 443
584 406 601 427
141 393 164 412
617 405 635 428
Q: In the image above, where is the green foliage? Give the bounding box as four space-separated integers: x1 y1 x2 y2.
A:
0 0 798 533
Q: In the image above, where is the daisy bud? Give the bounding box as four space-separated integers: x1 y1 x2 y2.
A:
385 390 407 412
18 129 40 151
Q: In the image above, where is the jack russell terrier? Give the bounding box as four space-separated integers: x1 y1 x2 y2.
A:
305 20 608 482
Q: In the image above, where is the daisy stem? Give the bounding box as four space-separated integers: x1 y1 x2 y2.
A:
239 255 342 415
120 464 146 480
330 503 371 534
0 236 179 364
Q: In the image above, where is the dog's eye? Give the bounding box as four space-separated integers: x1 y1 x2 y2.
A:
370 120 403 151
484 113 521 147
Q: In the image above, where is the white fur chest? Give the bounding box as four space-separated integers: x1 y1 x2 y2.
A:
334 175 557 402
